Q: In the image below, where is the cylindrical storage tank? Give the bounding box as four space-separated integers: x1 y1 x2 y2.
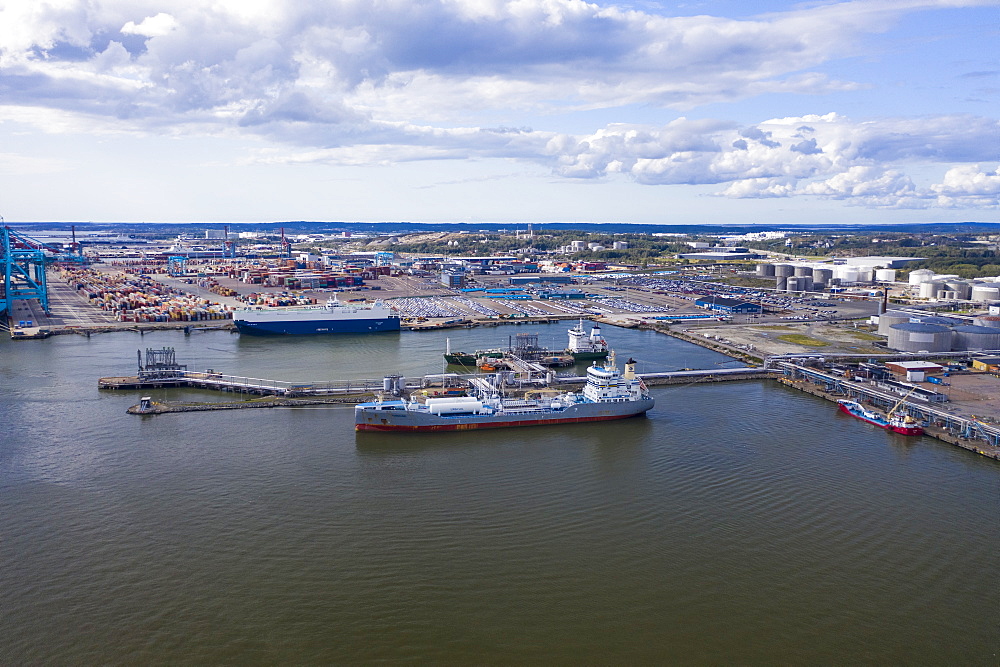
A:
950 325 1000 352
775 276 788 291
756 263 776 277
812 268 833 285
920 281 945 299
794 265 812 277
773 264 794 278
855 268 874 283
971 283 1000 303
875 268 896 282
798 276 814 292
834 267 859 284
973 314 1000 329
944 281 971 300
785 277 801 293
887 322 952 352
878 309 915 336
908 269 936 285
424 396 481 407
428 400 484 415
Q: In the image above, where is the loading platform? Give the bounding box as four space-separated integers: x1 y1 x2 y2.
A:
776 361 1000 458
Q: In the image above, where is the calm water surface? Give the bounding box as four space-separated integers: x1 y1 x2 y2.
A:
2 324 998 664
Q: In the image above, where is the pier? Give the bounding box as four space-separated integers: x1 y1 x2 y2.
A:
775 362 1000 460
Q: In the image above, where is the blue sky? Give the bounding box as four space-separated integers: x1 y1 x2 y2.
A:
0 0 997 225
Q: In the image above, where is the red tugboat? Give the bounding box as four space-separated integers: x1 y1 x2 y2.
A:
837 389 924 436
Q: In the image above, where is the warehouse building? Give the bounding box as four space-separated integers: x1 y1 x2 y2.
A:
694 297 763 314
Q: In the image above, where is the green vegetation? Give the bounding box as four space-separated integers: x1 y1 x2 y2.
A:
849 331 884 341
775 334 828 347
361 231 692 265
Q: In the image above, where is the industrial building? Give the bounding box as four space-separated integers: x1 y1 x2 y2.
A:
971 357 1000 372
694 297 763 314
678 246 764 261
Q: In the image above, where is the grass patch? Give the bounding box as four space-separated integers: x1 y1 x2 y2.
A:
776 334 828 347
753 325 796 330
849 332 884 341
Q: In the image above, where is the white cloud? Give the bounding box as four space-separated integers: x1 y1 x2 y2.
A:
121 12 177 38
543 114 999 208
0 0 997 215
931 164 1000 208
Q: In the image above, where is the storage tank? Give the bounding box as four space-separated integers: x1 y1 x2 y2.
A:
786 276 813 293
919 281 945 299
424 396 481 407
382 374 404 396
944 280 971 300
875 268 896 282
856 268 874 283
971 283 1000 303
794 265 812 277
887 322 952 352
756 263 776 277
877 309 912 335
773 264 795 278
973 314 1000 328
428 400 484 415
950 325 1000 352
775 276 788 291
812 268 833 286
908 269 935 285
834 267 859 284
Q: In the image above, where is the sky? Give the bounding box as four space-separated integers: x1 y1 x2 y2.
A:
0 0 998 226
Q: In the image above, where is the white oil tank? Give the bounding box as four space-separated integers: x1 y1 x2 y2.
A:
834 267 860 284
971 283 1000 303
944 281 971 300
919 281 945 299
428 400 484 414
875 268 896 282
908 269 935 285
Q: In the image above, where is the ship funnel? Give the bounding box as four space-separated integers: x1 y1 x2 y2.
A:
624 358 636 380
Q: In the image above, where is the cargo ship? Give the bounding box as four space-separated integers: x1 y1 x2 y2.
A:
837 399 924 436
356 352 653 432
444 319 609 365
233 297 400 335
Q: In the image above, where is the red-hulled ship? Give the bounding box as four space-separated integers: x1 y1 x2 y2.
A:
837 399 924 436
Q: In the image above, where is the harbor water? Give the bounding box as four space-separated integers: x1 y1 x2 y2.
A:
2 323 998 663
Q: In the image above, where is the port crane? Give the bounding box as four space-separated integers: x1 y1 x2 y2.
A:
1 223 87 316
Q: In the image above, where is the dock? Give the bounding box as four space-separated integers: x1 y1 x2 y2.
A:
774 362 1000 460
